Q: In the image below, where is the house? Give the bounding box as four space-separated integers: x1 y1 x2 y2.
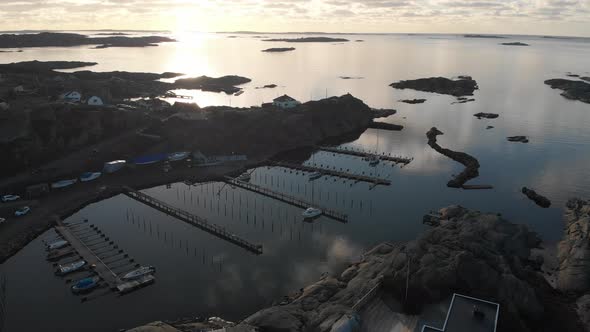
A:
87 96 104 106
273 95 300 109
61 91 81 102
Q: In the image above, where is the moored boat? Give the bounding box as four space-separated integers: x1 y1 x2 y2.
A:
80 172 101 182
309 171 323 180
168 152 190 162
71 276 100 294
57 260 86 275
51 179 77 189
121 266 156 281
302 207 322 219
237 172 251 182
47 239 69 250
47 248 74 261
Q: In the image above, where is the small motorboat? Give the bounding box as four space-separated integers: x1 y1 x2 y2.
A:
57 260 86 275
302 207 322 219
309 172 323 180
121 266 156 281
237 172 251 182
51 179 77 189
80 172 101 182
71 276 100 294
47 239 69 250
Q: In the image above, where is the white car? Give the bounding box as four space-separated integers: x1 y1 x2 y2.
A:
1 195 20 202
15 206 30 217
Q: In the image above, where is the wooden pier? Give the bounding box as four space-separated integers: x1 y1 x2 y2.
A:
123 187 263 255
272 162 391 186
318 146 413 165
53 218 122 289
223 177 348 223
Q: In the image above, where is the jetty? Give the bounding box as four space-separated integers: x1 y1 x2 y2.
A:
223 176 348 223
123 187 263 255
51 218 154 295
272 162 391 187
318 146 412 165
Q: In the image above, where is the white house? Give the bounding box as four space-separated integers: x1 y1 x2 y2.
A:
87 96 104 106
273 95 300 109
61 91 82 103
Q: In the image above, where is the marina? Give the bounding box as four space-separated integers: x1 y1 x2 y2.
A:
272 161 392 187
318 146 413 165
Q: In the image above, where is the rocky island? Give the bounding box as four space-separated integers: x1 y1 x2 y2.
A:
399 98 426 104
522 187 551 208
261 47 295 52
544 78 590 103
474 112 499 119
262 37 349 43
127 205 587 332
501 42 530 46
0 32 175 49
173 75 251 94
426 127 482 188
390 76 478 97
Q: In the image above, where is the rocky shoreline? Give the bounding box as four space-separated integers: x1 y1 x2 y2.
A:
522 187 551 208
262 37 349 43
390 76 478 98
426 127 481 188
544 78 590 104
127 205 587 332
0 32 175 49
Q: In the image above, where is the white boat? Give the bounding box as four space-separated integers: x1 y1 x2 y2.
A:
168 152 190 162
309 171 323 180
51 179 77 189
103 160 126 173
302 207 322 219
57 260 86 275
80 172 101 182
122 266 156 281
47 239 69 250
237 172 251 182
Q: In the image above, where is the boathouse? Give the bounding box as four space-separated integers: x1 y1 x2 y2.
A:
273 95 300 109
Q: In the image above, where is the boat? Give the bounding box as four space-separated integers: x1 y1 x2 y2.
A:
302 207 322 219
168 152 190 162
368 155 380 167
57 260 86 275
80 172 101 182
47 239 69 250
234 90 244 96
51 179 77 189
121 266 156 281
71 276 100 294
132 153 168 165
237 172 251 182
47 248 74 261
103 160 126 173
309 171 323 180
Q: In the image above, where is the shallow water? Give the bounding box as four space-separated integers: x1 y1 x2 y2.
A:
1 32 589 331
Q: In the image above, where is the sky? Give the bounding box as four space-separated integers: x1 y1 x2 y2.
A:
0 0 589 37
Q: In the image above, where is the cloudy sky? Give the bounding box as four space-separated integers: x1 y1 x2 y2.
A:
0 0 589 36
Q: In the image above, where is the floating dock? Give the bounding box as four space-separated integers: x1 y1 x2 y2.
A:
123 187 263 255
318 146 413 165
223 177 348 223
272 162 391 186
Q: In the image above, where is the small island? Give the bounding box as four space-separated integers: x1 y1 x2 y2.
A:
173 75 252 94
474 112 499 119
522 187 551 208
255 84 277 89
507 136 529 143
390 76 478 97
262 37 349 43
261 47 295 53
544 79 590 104
501 42 530 46
0 32 175 49
399 99 426 104
464 34 506 39
340 76 364 80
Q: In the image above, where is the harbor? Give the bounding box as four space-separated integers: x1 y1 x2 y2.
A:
272 162 392 187
318 146 413 165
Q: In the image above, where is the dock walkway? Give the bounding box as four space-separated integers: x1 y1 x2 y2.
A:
123 187 263 255
319 146 413 165
223 177 348 223
53 218 121 289
273 162 391 186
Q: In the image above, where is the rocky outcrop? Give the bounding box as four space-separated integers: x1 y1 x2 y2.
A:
474 112 499 119
262 47 295 52
522 187 551 208
508 136 529 143
173 75 251 94
426 127 481 188
544 79 590 104
262 37 349 43
577 295 590 331
0 32 175 49
557 199 590 292
399 99 426 104
368 121 403 131
501 42 530 46
390 76 478 97
255 84 277 89
464 34 506 38
0 60 97 73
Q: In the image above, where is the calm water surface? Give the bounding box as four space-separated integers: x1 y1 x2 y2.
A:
1 32 590 332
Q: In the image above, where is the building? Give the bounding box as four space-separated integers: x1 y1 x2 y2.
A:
273 95 300 109
87 96 104 106
421 294 499 332
61 91 81 103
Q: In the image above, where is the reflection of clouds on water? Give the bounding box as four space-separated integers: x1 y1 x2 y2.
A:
528 155 590 206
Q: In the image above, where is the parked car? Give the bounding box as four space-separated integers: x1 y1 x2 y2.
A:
1 194 20 202
14 206 30 217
